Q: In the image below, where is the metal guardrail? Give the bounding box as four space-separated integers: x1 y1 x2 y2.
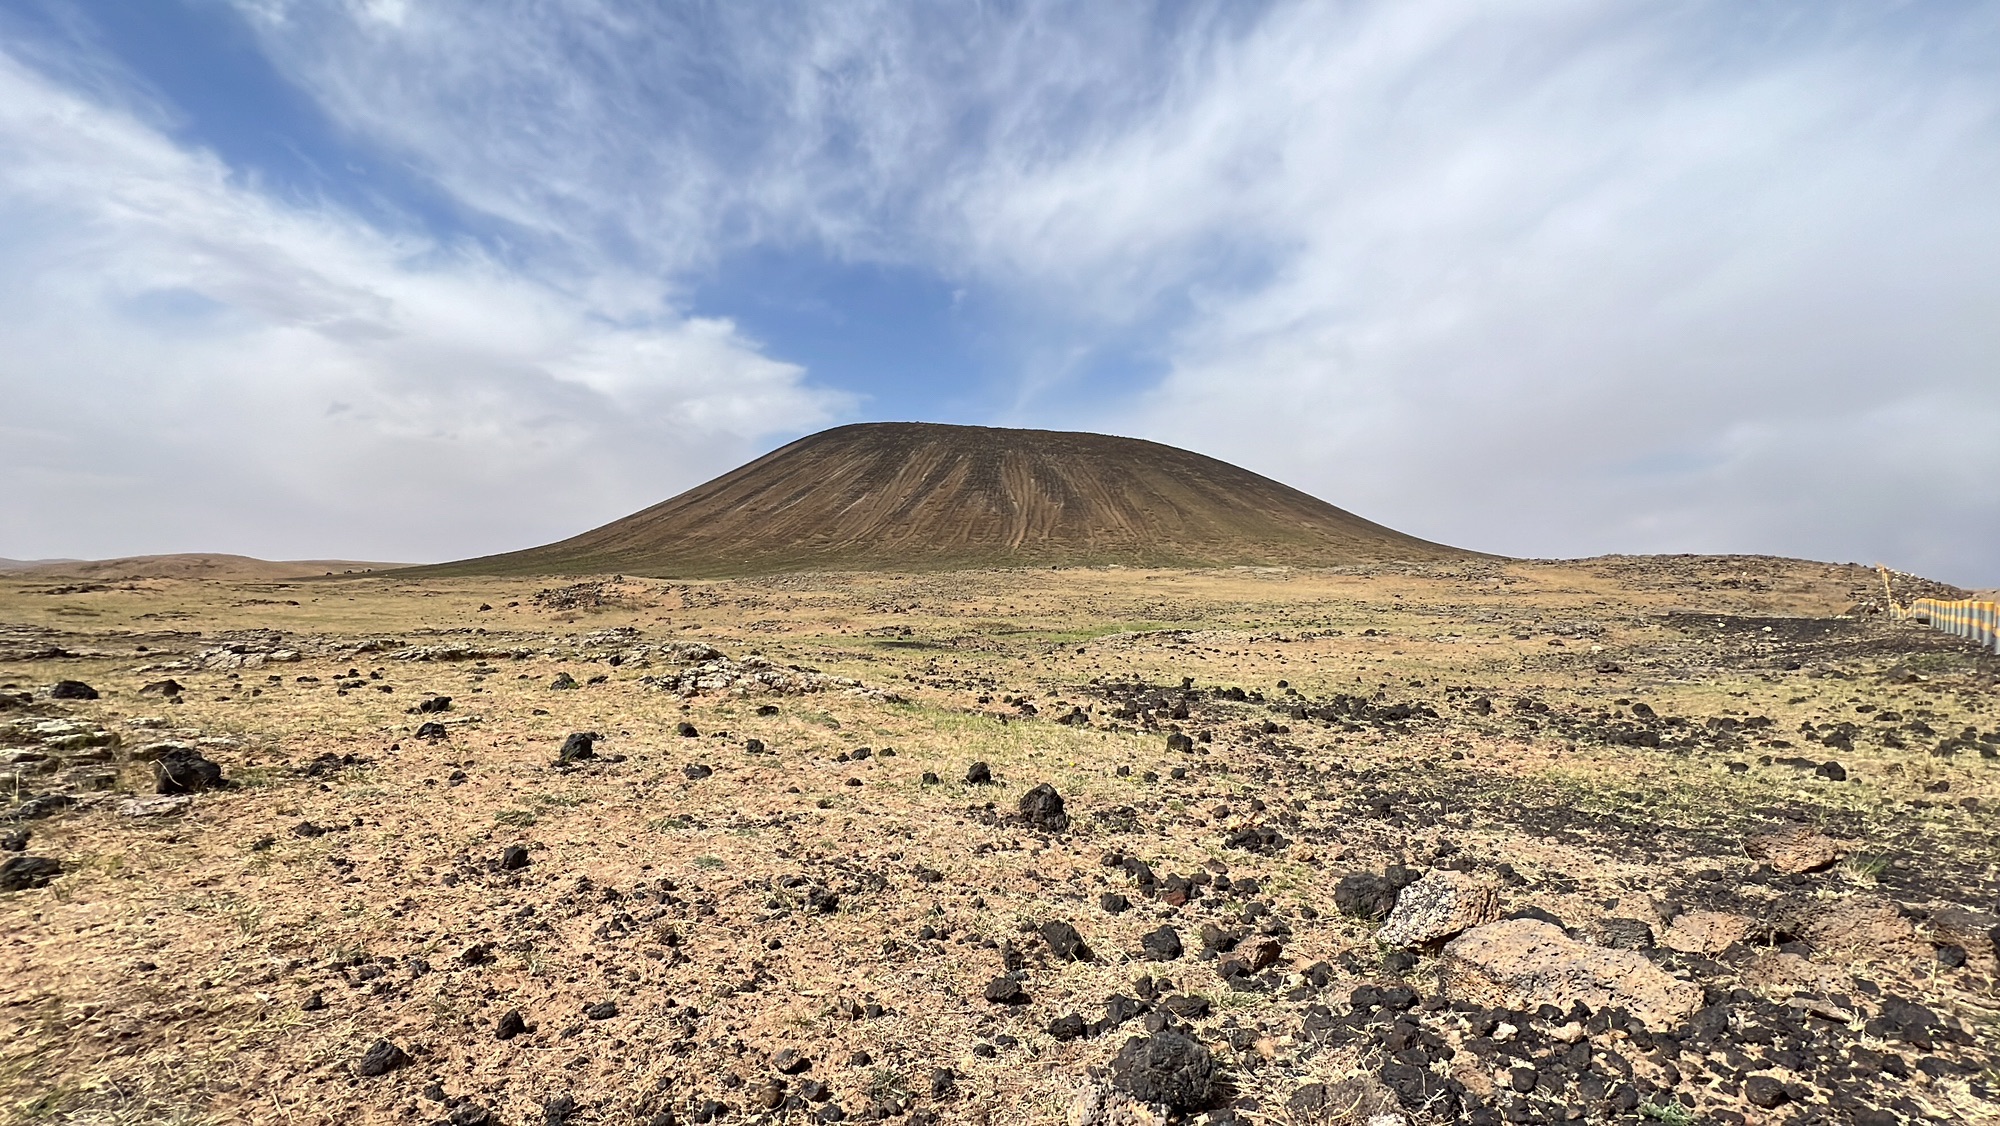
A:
1898 597 2000 654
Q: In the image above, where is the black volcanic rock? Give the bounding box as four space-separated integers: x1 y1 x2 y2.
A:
1019 783 1068 831
1111 1029 1215 1110
153 747 224 794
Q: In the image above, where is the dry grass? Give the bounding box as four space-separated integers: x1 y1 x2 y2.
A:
0 557 1995 1123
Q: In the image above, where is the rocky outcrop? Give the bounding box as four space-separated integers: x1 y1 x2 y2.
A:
1441 919 1703 1029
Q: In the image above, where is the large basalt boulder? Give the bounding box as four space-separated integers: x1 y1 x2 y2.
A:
1441 919 1702 1030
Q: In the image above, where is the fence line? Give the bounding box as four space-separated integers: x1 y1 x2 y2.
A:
1896 596 2000 654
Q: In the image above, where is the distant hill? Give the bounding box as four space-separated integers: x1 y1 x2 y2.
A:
5 554 404 581
423 422 1475 577
0 558 78 573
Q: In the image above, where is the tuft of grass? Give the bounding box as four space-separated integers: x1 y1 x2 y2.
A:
867 1068 912 1103
1845 854 1889 880
1641 1101 1697 1126
493 809 536 827
693 855 725 869
530 790 589 809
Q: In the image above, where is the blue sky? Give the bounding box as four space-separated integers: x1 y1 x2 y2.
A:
2 1 1998 584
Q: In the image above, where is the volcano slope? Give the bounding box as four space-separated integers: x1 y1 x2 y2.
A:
1 556 1997 1126
423 422 1469 577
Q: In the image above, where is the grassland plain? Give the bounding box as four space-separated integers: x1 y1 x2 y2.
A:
0 557 1996 1126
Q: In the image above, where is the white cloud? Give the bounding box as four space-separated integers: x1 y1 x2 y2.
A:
0 49 845 562
9 2 2000 583
1038 4 2000 580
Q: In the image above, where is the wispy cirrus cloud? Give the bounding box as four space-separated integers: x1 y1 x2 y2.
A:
0 44 845 562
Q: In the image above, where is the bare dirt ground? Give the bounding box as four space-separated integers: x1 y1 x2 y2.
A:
1 556 1995 1126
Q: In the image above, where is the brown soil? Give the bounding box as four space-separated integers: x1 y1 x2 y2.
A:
418 423 1473 578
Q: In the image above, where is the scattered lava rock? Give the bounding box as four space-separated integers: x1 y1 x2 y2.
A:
965 761 992 785
49 680 98 700
415 721 448 740
1110 1029 1215 1111
1744 1075 1789 1108
357 1040 410 1077
584 1000 618 1020
1049 1013 1089 1041
1018 782 1069 831
153 747 224 794
303 752 362 777
1040 920 1093 962
496 1009 528 1040
413 695 452 714
1220 824 1288 853
1140 926 1184 961
557 732 596 765
983 976 1028 1004
499 845 531 871
0 829 27 852
0 855 62 891
1332 871 1402 921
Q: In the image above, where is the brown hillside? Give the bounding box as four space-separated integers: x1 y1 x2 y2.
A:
426 422 1474 577
12 554 403 581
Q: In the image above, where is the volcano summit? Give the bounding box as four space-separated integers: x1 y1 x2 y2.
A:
431 422 1470 576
